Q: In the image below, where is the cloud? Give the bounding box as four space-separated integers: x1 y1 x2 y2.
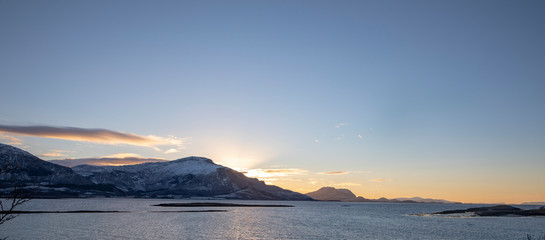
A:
332 182 362 187
41 150 72 158
42 152 68 157
335 122 347 128
49 156 169 167
240 168 308 185
358 134 363 139
102 153 142 158
319 171 350 175
164 148 179 154
369 178 385 182
260 169 308 174
0 125 188 150
242 168 307 179
0 134 23 145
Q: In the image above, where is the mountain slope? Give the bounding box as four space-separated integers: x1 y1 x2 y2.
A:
0 143 91 185
72 157 312 200
0 143 311 200
0 143 121 197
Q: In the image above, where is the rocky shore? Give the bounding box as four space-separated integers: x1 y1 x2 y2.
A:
431 205 545 217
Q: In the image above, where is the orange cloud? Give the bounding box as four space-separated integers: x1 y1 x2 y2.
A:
320 171 350 175
332 182 362 187
42 152 68 157
239 168 308 185
369 178 385 182
41 149 72 158
0 125 187 150
0 134 23 145
260 169 307 174
49 156 168 167
242 168 307 180
102 153 142 158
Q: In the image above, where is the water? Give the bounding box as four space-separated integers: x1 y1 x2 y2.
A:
1 198 544 239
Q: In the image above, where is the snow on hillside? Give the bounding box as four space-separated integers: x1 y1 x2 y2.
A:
0 143 34 157
73 156 222 176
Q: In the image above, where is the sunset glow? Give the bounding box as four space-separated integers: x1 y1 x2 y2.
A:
1 0 544 205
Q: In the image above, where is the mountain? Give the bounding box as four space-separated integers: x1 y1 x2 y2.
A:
393 197 460 204
0 143 121 197
306 187 357 201
306 186 460 203
0 143 311 200
72 157 311 200
521 202 545 206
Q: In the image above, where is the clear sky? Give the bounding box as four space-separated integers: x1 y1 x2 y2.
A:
1 0 544 204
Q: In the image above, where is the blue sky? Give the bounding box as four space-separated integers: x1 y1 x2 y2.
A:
1 0 544 203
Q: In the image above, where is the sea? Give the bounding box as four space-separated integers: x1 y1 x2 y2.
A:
1 198 544 239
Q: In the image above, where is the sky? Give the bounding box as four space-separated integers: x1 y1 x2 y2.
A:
1 0 544 204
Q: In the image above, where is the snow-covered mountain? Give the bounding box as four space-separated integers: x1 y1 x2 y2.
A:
0 143 91 185
0 143 121 197
72 156 311 200
0 143 311 200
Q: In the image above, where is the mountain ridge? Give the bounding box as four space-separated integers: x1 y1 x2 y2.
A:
306 186 461 204
0 143 311 200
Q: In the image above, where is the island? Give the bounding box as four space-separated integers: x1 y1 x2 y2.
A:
152 202 294 207
424 205 545 217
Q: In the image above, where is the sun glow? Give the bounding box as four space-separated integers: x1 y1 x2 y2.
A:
238 168 308 184
216 157 262 170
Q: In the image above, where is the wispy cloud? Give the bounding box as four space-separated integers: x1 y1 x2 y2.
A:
335 122 347 128
332 182 362 187
102 153 142 158
357 134 363 139
242 168 308 183
0 125 188 150
369 178 385 182
49 155 168 167
164 148 179 154
243 168 308 179
319 171 350 175
41 150 72 157
0 134 23 145
259 169 308 174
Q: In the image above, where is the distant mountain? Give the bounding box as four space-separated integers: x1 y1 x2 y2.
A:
393 197 461 204
306 187 357 201
306 187 460 204
521 202 545 206
0 143 311 200
0 143 121 197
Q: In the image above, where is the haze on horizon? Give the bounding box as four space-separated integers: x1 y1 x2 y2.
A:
1 0 544 204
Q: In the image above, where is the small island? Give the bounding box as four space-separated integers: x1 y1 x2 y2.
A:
152 202 294 207
421 205 545 217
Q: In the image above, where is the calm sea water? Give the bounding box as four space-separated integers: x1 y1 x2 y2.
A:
1 198 544 239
